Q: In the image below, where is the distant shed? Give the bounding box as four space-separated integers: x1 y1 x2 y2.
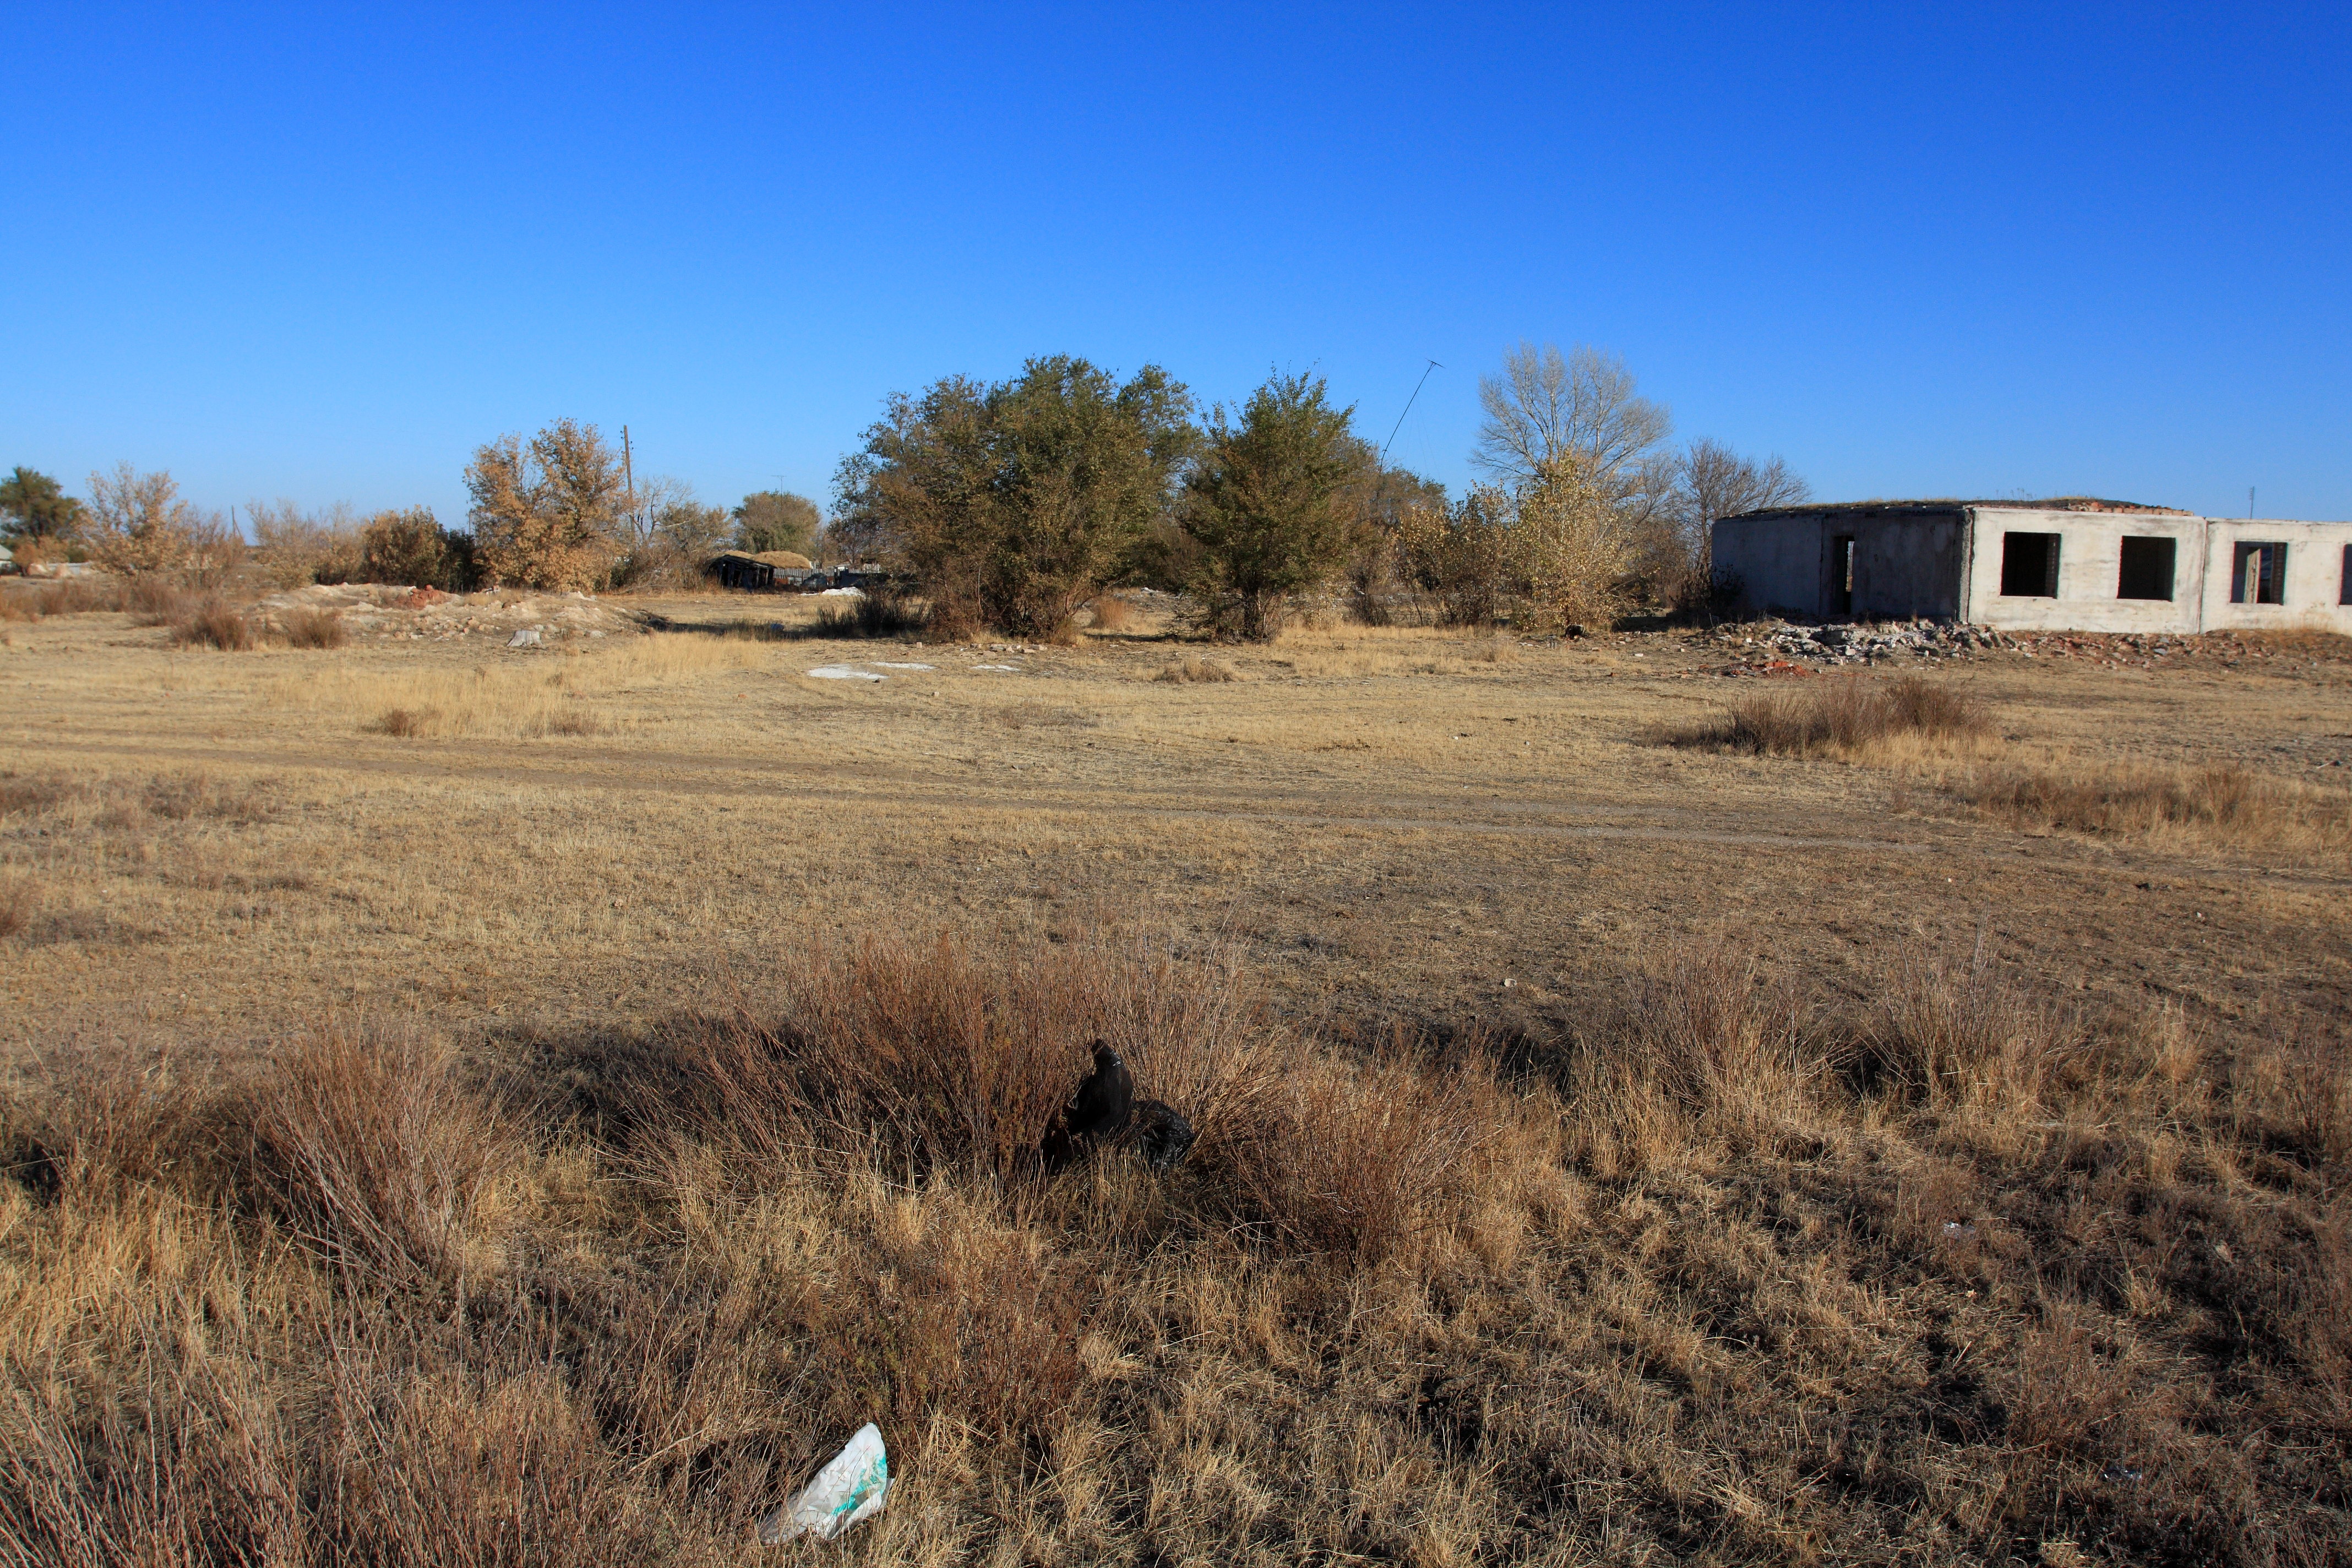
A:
709 551 776 591
1714 499 2352 633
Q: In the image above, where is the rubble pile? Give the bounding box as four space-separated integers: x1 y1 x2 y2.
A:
1691 620 2346 674
1696 619 2004 672
248 584 640 644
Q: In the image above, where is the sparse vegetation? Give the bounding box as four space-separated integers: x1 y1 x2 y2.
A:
1964 759 2352 859
1674 671 1993 756
279 606 349 649
1154 654 1238 683
2 590 2348 1564
812 589 927 639
372 706 435 738
1 933 2344 1564
168 597 258 650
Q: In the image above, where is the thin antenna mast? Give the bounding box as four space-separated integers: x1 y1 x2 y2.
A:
1380 359 1444 467
2248 486 2255 520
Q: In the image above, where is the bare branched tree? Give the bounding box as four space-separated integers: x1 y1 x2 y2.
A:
82 464 238 580
1675 438 1810 529
1473 342 1673 493
1672 437 1811 577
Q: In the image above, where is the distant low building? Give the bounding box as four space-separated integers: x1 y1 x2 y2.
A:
709 551 777 591
1713 499 2352 633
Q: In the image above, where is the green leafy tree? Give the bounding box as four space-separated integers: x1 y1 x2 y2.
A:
732 491 820 556
466 420 625 591
0 467 82 543
1179 371 1367 641
835 356 1196 638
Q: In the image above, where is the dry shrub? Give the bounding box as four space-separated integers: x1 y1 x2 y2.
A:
810 589 927 639
1558 943 1817 1175
1860 945 2076 1108
17 1055 213 1197
1618 944 1813 1116
1087 593 1136 632
1155 655 1238 684
249 1028 520 1286
168 598 257 651
1678 672 1991 756
43 580 123 616
1212 1033 1532 1265
279 607 348 649
124 574 193 624
371 706 435 739
1965 761 2352 858
643 933 1271 1186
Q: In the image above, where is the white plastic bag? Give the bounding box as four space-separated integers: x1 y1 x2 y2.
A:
758 1423 890 1544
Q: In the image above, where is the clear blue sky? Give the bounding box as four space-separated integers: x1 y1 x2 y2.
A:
8 2 2348 525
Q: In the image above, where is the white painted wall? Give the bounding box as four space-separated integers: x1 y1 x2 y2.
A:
2197 521 2352 630
1961 508 2207 633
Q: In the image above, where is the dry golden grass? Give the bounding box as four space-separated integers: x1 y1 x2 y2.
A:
1963 759 2352 862
279 606 349 649
1 594 2349 1561
167 596 258 650
1673 670 1993 758
1154 654 1238 683
1087 594 1136 632
1 933 2345 1564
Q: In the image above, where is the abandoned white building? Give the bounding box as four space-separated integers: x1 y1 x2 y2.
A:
1713 499 2352 634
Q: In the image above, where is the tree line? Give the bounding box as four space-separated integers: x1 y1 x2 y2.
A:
834 342 1806 641
0 431 827 594
3 341 1805 628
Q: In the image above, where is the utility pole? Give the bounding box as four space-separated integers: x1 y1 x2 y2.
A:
2248 486 2255 520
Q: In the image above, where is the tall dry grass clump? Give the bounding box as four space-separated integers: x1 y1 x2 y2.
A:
641 933 1273 1185
1859 943 2079 1110
1676 671 1991 758
1086 593 1136 632
278 606 349 649
1213 1031 1542 1264
167 597 258 651
809 589 927 639
249 1028 521 1286
1964 760 2352 861
1154 655 1237 684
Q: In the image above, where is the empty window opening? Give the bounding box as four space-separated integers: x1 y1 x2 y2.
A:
1832 535 1855 616
2000 532 2061 597
2340 543 2350 606
2116 536 2176 601
2231 541 2287 605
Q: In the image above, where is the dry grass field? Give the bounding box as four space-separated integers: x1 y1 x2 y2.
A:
1 587 2348 1564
